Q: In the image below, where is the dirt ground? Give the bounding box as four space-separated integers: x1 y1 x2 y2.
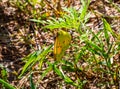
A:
0 0 120 89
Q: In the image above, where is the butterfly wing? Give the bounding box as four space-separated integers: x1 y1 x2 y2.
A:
54 30 71 60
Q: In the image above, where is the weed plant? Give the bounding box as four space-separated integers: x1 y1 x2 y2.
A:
28 0 120 88
1 0 120 89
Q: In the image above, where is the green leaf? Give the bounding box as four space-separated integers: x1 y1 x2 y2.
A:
19 45 53 78
75 46 87 63
64 76 77 86
102 18 116 38
0 78 16 89
38 44 53 69
91 30 103 47
79 0 90 22
102 19 110 46
53 65 64 78
30 19 45 24
30 73 36 89
19 51 39 78
1 67 7 82
41 62 53 79
61 65 75 72
87 41 102 52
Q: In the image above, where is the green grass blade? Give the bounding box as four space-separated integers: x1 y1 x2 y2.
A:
75 46 87 63
19 44 53 78
91 30 103 46
102 18 117 37
79 0 90 22
102 19 110 46
86 41 104 56
87 41 103 52
1 67 7 82
0 78 16 89
30 73 36 89
61 65 75 72
19 51 39 78
38 44 53 69
64 76 77 86
53 65 64 78
41 62 53 79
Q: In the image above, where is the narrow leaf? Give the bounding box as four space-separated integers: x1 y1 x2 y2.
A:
0 78 16 89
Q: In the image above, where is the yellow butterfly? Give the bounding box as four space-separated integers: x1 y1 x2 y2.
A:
54 30 71 60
